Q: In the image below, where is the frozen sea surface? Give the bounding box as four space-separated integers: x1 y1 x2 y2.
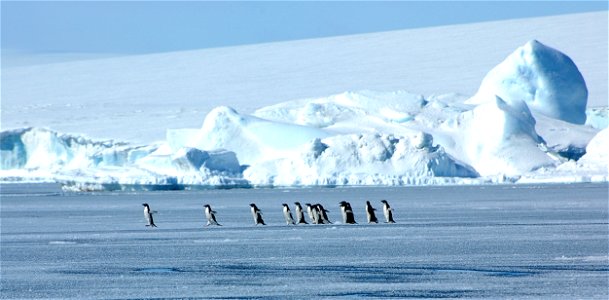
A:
1 183 608 299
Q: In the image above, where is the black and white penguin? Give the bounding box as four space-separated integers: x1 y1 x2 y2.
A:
250 203 266 225
339 201 357 224
294 202 308 224
381 200 395 223
204 204 221 226
305 203 319 224
316 204 331 224
365 201 379 224
142 203 157 227
282 203 296 225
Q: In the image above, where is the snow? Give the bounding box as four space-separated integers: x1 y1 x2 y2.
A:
586 107 609 129
518 129 609 184
191 106 330 165
581 128 609 166
470 40 588 124
1 12 607 190
1 183 608 299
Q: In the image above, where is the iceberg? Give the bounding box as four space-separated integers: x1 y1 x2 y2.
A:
189 106 331 165
470 40 588 124
1 40 606 190
243 133 478 187
442 96 556 176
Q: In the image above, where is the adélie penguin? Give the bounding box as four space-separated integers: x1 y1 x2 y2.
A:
365 201 379 223
142 203 157 227
282 203 296 225
305 203 319 224
204 204 221 226
381 200 396 223
339 201 357 224
316 204 332 224
250 203 266 225
294 202 308 224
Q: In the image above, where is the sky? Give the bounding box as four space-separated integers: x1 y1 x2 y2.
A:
1 1 607 57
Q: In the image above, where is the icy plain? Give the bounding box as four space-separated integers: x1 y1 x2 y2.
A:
1 183 608 299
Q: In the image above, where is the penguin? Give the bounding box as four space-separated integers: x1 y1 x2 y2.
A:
381 200 396 223
339 201 357 224
365 201 379 224
316 204 331 224
204 204 221 226
339 201 349 223
282 203 296 225
294 202 308 224
250 203 266 225
142 203 157 227
305 203 319 224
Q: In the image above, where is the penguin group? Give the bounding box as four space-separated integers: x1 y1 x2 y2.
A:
142 200 395 227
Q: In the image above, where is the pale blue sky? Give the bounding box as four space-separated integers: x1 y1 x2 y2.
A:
2 1 607 55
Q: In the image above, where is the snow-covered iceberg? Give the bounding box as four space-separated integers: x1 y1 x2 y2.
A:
243 133 478 186
470 40 588 124
0 127 151 171
442 96 556 176
0 127 248 189
1 40 606 190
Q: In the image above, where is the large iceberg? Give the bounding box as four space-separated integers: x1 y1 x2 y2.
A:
470 40 588 124
1 40 606 190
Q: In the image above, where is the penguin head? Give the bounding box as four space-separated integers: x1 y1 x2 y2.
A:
249 203 257 208
381 200 388 204
142 203 149 207
282 203 289 207
294 202 301 206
